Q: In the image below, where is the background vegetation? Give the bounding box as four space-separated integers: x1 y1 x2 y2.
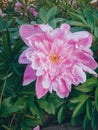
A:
0 0 98 130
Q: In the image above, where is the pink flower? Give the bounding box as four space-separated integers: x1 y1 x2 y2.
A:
29 7 38 17
15 1 23 8
14 1 23 15
33 125 40 130
19 23 98 98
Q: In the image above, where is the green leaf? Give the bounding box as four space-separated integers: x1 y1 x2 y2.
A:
0 97 23 117
93 15 98 27
86 99 92 120
68 102 77 111
16 18 25 25
39 7 47 23
72 95 89 117
37 99 50 113
68 11 87 25
70 95 89 104
75 77 97 92
38 99 55 115
28 100 39 116
95 86 98 110
2 31 12 55
53 18 65 23
57 105 66 123
15 96 27 108
67 21 88 28
12 39 24 54
47 93 65 109
91 110 98 130
0 18 6 31
46 0 51 6
83 115 90 130
49 19 56 29
94 27 98 38
83 9 94 32
91 44 98 51
21 125 31 130
23 118 41 127
47 6 57 21
47 102 55 115
6 19 13 28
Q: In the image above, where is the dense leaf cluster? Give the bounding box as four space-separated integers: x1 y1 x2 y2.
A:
0 0 98 130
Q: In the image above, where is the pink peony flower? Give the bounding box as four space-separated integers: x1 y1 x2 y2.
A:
19 23 98 98
29 7 38 17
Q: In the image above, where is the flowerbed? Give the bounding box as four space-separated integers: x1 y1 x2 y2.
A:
0 0 98 130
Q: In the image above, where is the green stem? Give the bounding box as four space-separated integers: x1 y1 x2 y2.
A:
0 77 7 108
0 68 10 108
2 125 11 130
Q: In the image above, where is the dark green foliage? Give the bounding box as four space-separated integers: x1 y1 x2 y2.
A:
69 77 98 130
0 1 98 130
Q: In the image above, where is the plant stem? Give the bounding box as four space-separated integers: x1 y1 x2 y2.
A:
0 68 11 108
0 77 7 108
10 113 16 126
2 125 11 130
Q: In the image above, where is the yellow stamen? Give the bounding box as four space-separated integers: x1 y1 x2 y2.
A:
50 54 59 63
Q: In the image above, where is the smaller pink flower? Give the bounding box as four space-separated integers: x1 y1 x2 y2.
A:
15 1 23 8
33 125 40 130
30 7 38 17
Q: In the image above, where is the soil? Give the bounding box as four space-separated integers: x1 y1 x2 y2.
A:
41 123 84 130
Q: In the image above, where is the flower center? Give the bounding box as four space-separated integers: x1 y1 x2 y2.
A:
50 54 59 63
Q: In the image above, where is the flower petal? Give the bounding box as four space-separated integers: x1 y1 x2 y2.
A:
39 24 53 33
53 79 71 98
36 76 48 98
60 23 70 34
33 125 40 130
81 64 98 77
68 31 92 49
42 73 51 89
19 24 43 46
72 65 86 85
18 48 32 64
77 52 98 69
23 65 36 86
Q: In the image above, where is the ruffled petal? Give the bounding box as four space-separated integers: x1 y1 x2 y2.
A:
77 52 98 69
27 35 51 54
53 79 71 98
81 64 98 77
60 23 70 34
42 73 51 89
23 65 36 85
18 48 32 64
39 24 53 33
36 76 48 98
68 31 92 49
72 65 86 85
19 24 43 46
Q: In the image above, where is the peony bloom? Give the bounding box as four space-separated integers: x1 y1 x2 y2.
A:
19 23 98 98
